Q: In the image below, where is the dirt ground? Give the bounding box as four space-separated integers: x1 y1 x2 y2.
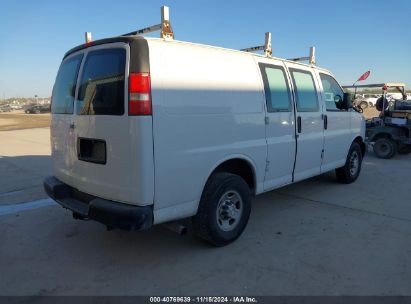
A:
0 111 50 131
362 107 379 119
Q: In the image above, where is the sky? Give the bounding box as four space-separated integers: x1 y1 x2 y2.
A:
0 0 410 98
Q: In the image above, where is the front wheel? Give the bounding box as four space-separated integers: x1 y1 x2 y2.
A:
336 142 363 184
192 172 251 246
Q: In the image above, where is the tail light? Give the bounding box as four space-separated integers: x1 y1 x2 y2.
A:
129 73 152 115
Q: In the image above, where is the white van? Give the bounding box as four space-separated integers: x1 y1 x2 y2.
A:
44 34 365 246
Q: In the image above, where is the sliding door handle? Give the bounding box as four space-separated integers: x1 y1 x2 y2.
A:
297 116 302 133
323 114 328 130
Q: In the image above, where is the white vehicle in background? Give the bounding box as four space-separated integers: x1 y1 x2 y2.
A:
353 94 380 109
387 93 407 101
44 7 366 246
10 104 23 110
363 94 381 107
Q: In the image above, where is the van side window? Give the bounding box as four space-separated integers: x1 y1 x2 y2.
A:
51 54 83 114
259 64 292 112
319 73 345 111
77 48 126 115
290 69 319 112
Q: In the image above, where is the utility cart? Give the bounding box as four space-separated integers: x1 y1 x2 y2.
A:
343 83 411 159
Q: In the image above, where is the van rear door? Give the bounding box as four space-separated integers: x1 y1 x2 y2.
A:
50 53 83 186
71 43 136 204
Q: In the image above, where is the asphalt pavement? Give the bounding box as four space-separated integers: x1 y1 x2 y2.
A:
0 127 410 296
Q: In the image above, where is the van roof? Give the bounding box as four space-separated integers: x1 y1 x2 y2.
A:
64 35 331 74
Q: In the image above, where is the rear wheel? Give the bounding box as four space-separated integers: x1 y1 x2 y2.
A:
192 172 251 246
373 138 397 159
336 142 363 184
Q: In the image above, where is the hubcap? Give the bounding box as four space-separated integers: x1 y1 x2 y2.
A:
378 143 389 155
349 151 359 176
216 190 243 232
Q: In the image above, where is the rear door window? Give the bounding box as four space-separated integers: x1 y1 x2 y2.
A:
51 54 83 114
290 69 319 112
77 48 126 115
259 64 292 112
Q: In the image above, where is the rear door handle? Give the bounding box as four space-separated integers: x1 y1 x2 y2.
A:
323 114 328 130
69 122 75 129
297 116 302 133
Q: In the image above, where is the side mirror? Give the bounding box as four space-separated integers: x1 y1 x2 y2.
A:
336 93 353 110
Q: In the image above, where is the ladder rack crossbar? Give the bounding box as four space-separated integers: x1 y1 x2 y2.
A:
241 32 272 57
122 24 162 36
287 47 316 65
241 46 265 52
121 6 173 39
289 56 310 61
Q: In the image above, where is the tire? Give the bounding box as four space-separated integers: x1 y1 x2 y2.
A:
376 97 389 112
336 142 363 184
373 138 397 159
359 101 368 109
192 172 252 246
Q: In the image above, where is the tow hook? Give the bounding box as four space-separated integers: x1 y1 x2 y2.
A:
72 212 89 221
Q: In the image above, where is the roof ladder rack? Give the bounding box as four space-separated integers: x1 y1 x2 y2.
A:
241 32 272 57
85 32 92 44
121 6 174 40
288 46 316 65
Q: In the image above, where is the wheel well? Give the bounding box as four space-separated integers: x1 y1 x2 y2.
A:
373 132 392 140
212 159 256 194
354 136 366 157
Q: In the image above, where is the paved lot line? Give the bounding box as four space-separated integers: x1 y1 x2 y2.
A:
0 198 56 216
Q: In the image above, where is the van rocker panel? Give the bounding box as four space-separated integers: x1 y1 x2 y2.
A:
43 176 153 231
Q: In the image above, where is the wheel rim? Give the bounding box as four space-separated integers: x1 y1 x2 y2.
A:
216 190 243 232
349 151 359 176
375 141 391 157
379 143 389 153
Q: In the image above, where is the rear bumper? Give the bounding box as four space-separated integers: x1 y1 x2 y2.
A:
43 176 153 231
